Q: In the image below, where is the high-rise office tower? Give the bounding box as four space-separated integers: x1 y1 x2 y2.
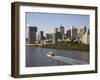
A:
46 33 52 40
54 28 58 33
66 26 78 40
38 31 44 41
60 26 64 34
66 29 71 39
28 26 37 44
46 33 50 40
52 33 58 43
71 26 78 40
58 25 65 39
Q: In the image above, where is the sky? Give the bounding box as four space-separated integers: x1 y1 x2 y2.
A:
25 12 90 36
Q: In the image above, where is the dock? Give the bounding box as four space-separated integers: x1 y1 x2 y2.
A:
47 55 88 65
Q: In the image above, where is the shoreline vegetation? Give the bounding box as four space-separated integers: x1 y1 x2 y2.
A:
26 41 89 52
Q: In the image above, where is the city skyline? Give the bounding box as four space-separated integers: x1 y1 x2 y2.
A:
26 25 89 38
25 12 90 36
27 25 89 45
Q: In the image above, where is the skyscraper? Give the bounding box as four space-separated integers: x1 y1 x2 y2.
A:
38 31 44 41
66 26 78 40
52 33 58 43
79 26 89 44
66 30 71 39
46 33 50 40
54 28 58 33
58 25 65 39
28 26 37 44
71 27 78 40
53 26 64 43
58 25 64 34
79 26 87 39
46 33 52 40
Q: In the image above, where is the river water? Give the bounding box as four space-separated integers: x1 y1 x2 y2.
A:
26 47 89 67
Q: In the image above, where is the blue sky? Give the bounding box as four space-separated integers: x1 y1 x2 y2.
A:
25 12 90 36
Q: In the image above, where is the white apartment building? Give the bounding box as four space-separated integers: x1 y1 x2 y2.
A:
81 32 89 44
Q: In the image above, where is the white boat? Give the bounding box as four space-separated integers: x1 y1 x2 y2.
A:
46 51 56 57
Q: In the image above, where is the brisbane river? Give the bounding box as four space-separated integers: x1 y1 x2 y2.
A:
26 47 89 67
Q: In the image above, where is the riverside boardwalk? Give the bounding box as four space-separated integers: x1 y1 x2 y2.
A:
47 55 88 65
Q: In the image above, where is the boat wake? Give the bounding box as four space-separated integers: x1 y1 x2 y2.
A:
46 51 88 65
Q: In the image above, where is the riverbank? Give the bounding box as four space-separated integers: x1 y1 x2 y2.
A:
26 42 89 51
